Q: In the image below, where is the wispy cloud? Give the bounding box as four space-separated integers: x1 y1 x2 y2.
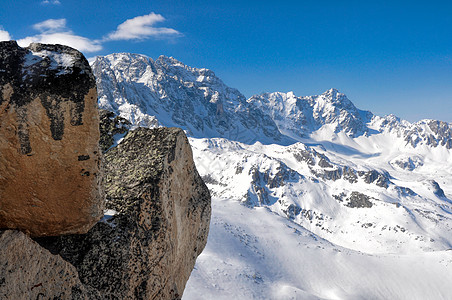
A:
18 33 102 52
104 13 181 41
17 18 101 52
0 26 11 41
13 12 180 54
41 0 61 5
33 19 67 33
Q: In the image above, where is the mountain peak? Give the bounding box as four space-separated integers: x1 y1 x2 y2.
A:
92 52 284 144
157 55 185 67
321 88 346 101
324 88 340 94
93 52 451 149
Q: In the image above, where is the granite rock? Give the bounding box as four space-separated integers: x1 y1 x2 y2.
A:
0 41 103 236
37 126 211 299
0 230 94 299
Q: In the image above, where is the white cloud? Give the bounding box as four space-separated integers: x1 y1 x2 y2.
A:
104 12 181 41
18 33 102 52
17 19 101 53
33 19 66 33
0 27 11 41
12 12 180 54
41 0 61 5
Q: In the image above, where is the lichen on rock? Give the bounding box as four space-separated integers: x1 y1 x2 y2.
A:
36 126 211 299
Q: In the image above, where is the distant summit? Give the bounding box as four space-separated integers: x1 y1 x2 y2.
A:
92 53 452 149
92 53 287 144
249 88 373 138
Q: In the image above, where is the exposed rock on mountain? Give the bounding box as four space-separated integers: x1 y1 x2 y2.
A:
430 180 446 198
403 119 452 149
92 53 288 144
36 126 211 299
248 89 373 138
0 230 92 299
390 155 423 171
0 41 103 237
345 191 374 208
92 53 452 150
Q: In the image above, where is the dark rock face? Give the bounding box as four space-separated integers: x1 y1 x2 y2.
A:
0 41 95 148
0 41 103 236
36 127 211 299
346 192 374 208
294 146 390 187
245 162 300 207
358 170 390 188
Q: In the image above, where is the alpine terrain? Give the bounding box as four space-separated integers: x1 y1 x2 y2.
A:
92 53 452 299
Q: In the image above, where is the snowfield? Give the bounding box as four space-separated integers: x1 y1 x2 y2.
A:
91 53 452 299
184 198 452 300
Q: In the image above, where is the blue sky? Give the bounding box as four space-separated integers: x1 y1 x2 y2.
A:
1 0 451 122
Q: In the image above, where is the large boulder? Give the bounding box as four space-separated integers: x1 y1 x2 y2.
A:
0 230 94 299
0 41 103 236
36 126 211 299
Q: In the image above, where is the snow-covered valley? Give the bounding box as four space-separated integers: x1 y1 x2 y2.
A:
92 53 452 299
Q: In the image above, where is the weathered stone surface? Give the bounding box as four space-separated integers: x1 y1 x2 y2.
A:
0 230 95 299
36 127 211 299
0 41 103 236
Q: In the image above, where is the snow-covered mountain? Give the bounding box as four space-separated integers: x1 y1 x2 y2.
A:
92 53 288 144
93 53 452 149
92 53 452 299
248 89 373 138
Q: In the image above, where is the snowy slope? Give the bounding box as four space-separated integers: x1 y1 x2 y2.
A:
184 199 452 300
92 53 452 299
189 136 452 254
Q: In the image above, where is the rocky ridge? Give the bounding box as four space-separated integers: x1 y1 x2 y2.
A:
92 53 289 144
92 53 452 150
248 88 373 138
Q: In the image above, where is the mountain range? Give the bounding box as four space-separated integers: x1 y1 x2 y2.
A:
92 53 452 299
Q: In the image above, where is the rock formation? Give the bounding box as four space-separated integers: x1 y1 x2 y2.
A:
0 230 92 299
35 125 211 299
0 124 211 300
0 41 103 236
0 43 210 298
